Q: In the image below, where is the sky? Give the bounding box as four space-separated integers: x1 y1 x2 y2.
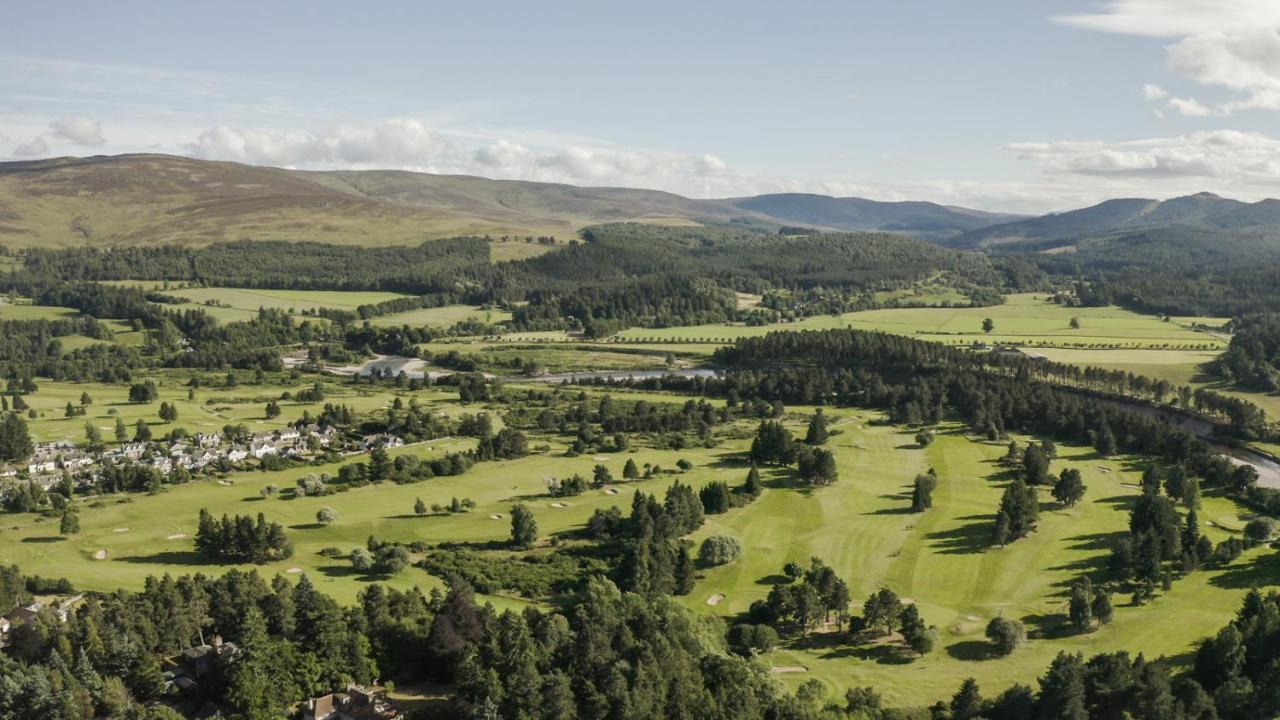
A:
2 0 1280 214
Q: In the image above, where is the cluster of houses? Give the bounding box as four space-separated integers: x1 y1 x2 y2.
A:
0 594 84 648
1 424 342 491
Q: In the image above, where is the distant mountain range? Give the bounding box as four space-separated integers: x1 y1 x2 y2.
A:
1 154 1278 252
948 192 1280 251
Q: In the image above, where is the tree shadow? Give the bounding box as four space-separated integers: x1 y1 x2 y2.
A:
21 536 64 543
1064 531 1126 552
114 550 212 565
926 516 991 555
756 574 790 586
385 514 428 520
1022 611 1075 640
1208 550 1280 589
289 523 325 530
946 640 997 662
1094 494 1137 510
864 506 915 517
241 496 266 502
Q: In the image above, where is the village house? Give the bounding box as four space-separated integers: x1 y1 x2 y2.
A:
302 685 403 720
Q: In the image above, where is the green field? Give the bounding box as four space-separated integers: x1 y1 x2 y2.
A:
0 301 80 321
614 294 1227 350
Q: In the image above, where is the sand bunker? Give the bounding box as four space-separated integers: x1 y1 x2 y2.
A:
92 550 107 560
706 593 725 606
604 488 619 495
286 567 303 574
217 480 233 486
490 514 504 520
1097 467 1113 473
112 527 130 533
593 455 610 461
771 666 808 674
166 533 187 540
550 502 567 508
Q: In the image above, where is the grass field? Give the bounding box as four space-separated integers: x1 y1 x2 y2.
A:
683 413 1267 707
0 301 80 321
614 294 1227 351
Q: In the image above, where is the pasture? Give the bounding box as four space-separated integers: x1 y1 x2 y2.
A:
153 287 415 323
372 304 512 328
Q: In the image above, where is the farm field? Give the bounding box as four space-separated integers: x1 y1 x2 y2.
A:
614 294 1228 350
372 304 512 328
0 301 80 321
151 287 415 323
684 414 1268 707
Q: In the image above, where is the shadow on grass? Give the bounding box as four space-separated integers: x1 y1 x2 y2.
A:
1208 550 1280 590
289 523 325 531
946 640 998 661
21 536 64 543
1023 612 1075 640
755 574 790 586
864 506 916 517
241 496 266 502
926 516 991 555
1094 494 1137 510
1063 531 1126 552
385 513 429 520
114 550 212 566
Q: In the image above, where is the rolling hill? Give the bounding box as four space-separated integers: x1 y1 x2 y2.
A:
730 192 1024 240
0 154 1018 249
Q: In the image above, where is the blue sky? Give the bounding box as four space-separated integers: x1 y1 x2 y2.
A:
3 0 1279 213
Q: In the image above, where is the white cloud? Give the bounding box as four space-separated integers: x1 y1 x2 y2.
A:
1167 96 1214 116
1010 129 1280 182
49 114 105 145
11 137 49 157
1058 2 1280 114
1143 83 1168 100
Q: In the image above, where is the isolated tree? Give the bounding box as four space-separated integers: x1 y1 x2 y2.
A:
316 507 338 525
368 445 391 481
982 318 995 333
159 402 178 423
804 409 829 445
915 429 935 447
1069 316 1080 330
133 419 152 442
1068 577 1094 632
265 401 281 419
743 465 763 496
993 478 1039 545
750 420 795 465
84 422 105 453
862 588 903 636
510 504 538 548
350 547 374 573
899 604 935 656
623 458 640 480
1091 590 1113 625
60 508 80 536
699 535 743 566
912 471 937 512
592 464 613 487
414 497 427 516
986 616 1025 655
79 391 92 406
699 481 732 514
114 416 128 443
796 446 838 487
1052 468 1086 507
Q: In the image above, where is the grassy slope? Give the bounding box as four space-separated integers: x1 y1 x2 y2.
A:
0 155 782 248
